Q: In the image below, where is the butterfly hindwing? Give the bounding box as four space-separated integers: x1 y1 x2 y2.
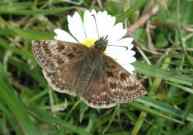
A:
104 56 146 103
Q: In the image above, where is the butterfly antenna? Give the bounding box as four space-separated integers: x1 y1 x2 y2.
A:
92 14 100 38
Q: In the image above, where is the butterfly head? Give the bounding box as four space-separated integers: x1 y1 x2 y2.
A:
94 36 108 52
81 36 108 52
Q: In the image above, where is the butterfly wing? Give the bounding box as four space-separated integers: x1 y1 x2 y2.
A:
80 53 117 108
32 40 89 96
81 54 146 108
32 40 88 70
104 56 146 103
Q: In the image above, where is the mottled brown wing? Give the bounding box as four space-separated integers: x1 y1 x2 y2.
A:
80 73 117 108
81 54 146 108
104 56 146 103
80 53 117 108
32 40 89 96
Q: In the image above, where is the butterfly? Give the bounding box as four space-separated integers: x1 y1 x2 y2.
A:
32 37 146 108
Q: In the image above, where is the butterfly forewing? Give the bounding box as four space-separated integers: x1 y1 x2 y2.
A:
32 40 88 70
32 40 89 96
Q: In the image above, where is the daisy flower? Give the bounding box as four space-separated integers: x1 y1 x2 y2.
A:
54 10 135 73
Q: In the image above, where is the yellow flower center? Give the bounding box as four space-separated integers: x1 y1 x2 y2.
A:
81 38 97 48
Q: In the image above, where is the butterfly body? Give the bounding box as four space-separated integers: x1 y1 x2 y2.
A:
32 39 146 108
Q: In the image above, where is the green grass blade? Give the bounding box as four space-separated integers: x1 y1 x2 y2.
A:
134 62 193 86
0 63 42 135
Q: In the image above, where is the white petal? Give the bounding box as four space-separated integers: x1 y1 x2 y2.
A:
54 28 77 42
95 11 116 37
117 55 136 64
108 23 127 42
110 37 134 50
83 10 98 39
67 12 86 41
127 57 136 63
105 46 136 73
119 50 135 60
121 63 135 73
115 50 136 63
105 46 127 59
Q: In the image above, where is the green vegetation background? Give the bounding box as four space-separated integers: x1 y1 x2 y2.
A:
0 0 193 135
